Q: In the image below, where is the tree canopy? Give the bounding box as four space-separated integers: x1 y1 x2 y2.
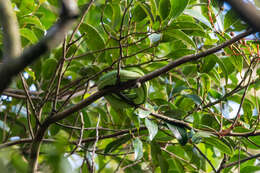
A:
0 0 260 172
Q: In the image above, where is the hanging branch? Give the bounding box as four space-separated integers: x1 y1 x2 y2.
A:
47 28 254 124
0 0 79 94
223 0 260 32
0 0 21 59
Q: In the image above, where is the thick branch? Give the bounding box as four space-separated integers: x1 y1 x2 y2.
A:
28 28 254 173
224 0 260 32
48 28 254 124
0 0 21 58
23 1 79 172
137 29 254 83
0 0 79 94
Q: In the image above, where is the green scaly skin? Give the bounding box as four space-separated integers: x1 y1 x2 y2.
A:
97 69 148 109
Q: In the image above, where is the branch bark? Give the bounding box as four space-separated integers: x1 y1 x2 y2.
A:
16 1 79 172
48 28 254 124
223 0 260 32
24 30 253 172
0 0 79 94
0 0 21 59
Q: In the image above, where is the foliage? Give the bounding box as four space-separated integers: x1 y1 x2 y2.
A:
0 0 260 172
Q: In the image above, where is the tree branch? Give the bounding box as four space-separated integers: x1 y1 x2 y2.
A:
0 0 79 94
0 0 21 59
224 0 260 32
48 28 254 124
22 1 79 172
222 153 260 169
27 27 253 173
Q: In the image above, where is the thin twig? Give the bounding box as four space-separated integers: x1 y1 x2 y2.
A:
26 100 35 139
20 74 41 126
193 144 217 173
69 112 85 156
91 114 101 172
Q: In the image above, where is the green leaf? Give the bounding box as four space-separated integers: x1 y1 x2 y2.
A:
37 6 57 28
200 73 211 96
167 123 188 145
104 135 131 153
158 153 169 173
201 54 217 73
145 118 158 141
169 21 204 31
42 58 57 79
241 166 260 173
224 9 239 30
149 33 162 44
139 2 155 23
167 49 195 60
149 0 158 18
257 68 260 76
159 0 171 20
19 0 35 15
185 94 202 105
133 138 143 160
215 56 228 83
11 152 28 172
163 29 196 48
19 16 45 30
169 85 189 98
132 4 147 22
151 142 161 164
191 131 212 144
229 55 243 72
204 137 233 155
184 9 212 28
79 24 105 51
136 108 151 118
20 28 38 43
170 0 189 19
169 21 206 37
111 4 121 29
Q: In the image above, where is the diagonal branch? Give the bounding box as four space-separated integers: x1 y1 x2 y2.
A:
28 28 254 173
223 0 260 32
17 1 79 172
0 0 79 94
48 28 254 125
0 0 21 59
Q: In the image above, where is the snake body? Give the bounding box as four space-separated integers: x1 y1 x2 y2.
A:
97 69 148 109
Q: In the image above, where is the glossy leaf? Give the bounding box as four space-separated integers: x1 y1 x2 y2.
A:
184 9 212 28
204 137 233 155
145 118 158 141
42 58 57 79
104 135 131 153
224 9 239 30
167 123 188 145
200 73 211 96
20 28 38 43
170 0 189 19
163 29 196 48
133 138 143 160
159 0 171 20
79 24 105 52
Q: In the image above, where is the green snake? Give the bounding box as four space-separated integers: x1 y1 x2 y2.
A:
97 69 148 109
